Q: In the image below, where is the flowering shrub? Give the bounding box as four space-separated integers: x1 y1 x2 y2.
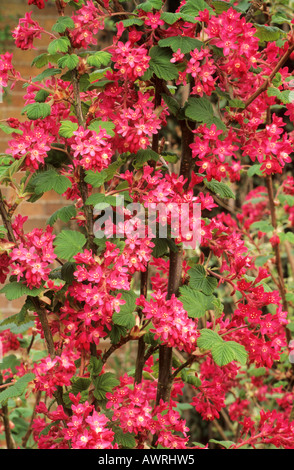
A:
0 0 294 450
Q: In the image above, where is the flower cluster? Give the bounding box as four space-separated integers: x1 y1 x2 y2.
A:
12 12 43 50
137 290 199 353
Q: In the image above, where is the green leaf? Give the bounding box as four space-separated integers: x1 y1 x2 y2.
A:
0 156 26 184
248 367 266 377
61 262 76 283
204 179 235 199
160 12 181 24
278 194 294 207
0 373 35 405
59 120 78 138
121 17 144 27
84 170 108 188
70 377 91 396
250 220 274 233
58 54 79 71
228 99 245 109
32 169 72 195
113 429 137 448
93 372 120 400
185 96 213 123
254 24 285 42
31 53 51 68
32 67 62 83
162 93 180 116
54 230 87 261
47 205 76 226
0 299 35 331
180 0 215 17
48 37 71 55
87 51 112 68
0 282 44 301
0 355 20 373
152 238 169 258
179 285 215 318
133 149 159 168
112 290 137 328
224 341 248 365
35 89 50 103
0 124 23 135
211 0 232 13
52 16 75 33
211 341 236 366
189 264 218 295
209 439 235 449
136 0 162 12
85 193 117 207
158 36 203 54
271 12 291 24
198 330 248 366
22 103 51 120
109 324 127 345
88 120 115 137
148 46 178 81
197 328 223 350
88 356 103 378
267 87 294 104
247 163 263 177
279 232 294 244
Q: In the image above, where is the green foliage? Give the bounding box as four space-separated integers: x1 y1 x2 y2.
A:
179 285 215 318
0 124 23 135
209 439 235 448
112 290 137 329
87 51 112 68
133 149 159 168
158 36 203 54
204 178 236 199
185 97 225 130
59 120 78 138
35 89 50 103
0 282 44 301
52 16 75 33
180 0 215 17
85 193 118 207
88 120 115 137
136 0 162 12
54 230 87 261
32 68 61 83
47 205 77 226
22 103 51 120
0 373 35 405
48 37 71 55
31 53 61 69
30 169 72 195
250 220 274 233
198 329 248 366
58 54 79 71
113 429 137 448
254 24 286 42
93 372 120 400
188 264 218 295
148 46 178 81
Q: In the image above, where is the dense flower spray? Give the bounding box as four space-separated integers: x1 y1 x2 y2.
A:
0 0 294 450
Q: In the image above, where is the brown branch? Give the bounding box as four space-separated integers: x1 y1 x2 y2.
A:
0 190 16 244
237 44 294 113
1 404 16 449
266 175 291 344
22 390 42 448
134 268 149 384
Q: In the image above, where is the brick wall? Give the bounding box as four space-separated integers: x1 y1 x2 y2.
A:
0 0 67 318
